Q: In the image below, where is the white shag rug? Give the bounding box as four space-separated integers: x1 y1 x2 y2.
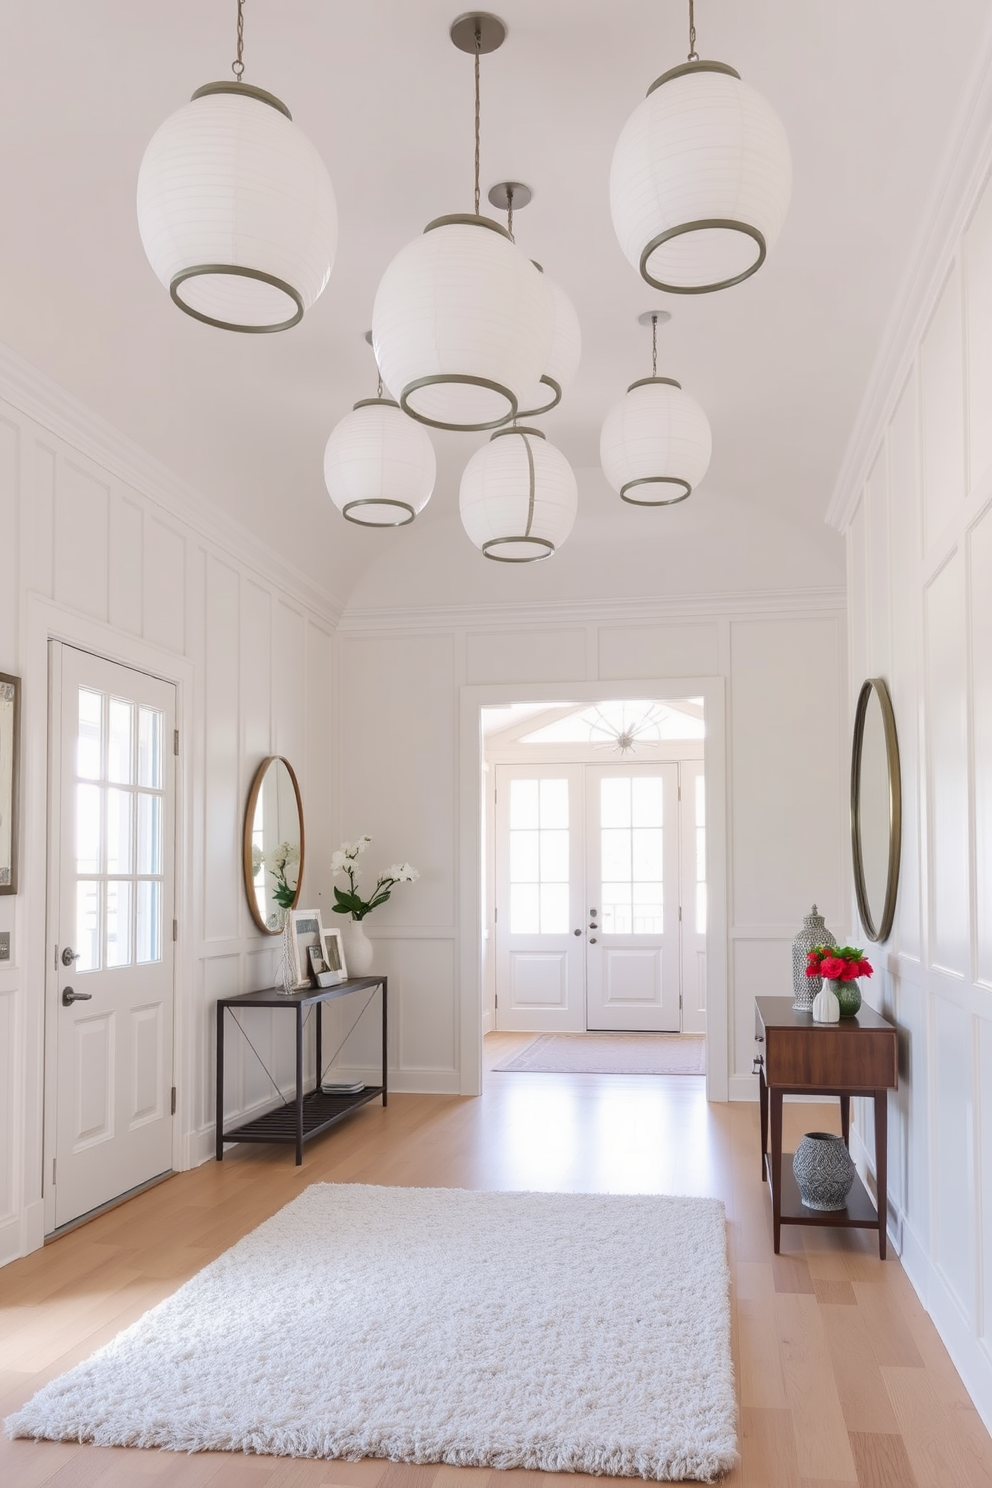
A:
6 1184 737 1482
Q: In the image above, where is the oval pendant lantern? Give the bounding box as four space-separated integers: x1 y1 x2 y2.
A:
485 183 582 419
324 399 437 528
600 313 712 504
371 16 553 431
460 425 578 562
137 1 337 332
610 1 791 294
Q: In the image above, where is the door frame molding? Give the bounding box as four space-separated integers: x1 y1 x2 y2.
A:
23 596 194 1238
459 676 728 1101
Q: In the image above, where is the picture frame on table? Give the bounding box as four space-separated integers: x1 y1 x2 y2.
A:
321 927 348 983
0 672 20 895
288 909 325 989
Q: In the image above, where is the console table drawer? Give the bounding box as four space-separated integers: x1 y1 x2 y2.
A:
764 1025 897 1090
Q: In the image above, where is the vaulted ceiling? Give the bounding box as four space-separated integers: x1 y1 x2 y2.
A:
1 1 989 611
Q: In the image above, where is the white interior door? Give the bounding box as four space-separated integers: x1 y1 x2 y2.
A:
585 765 681 1031
679 761 708 1034
49 644 176 1230
494 767 585 1031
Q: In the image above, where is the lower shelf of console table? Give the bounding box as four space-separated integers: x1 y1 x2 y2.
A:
216 976 387 1165
764 1151 881 1232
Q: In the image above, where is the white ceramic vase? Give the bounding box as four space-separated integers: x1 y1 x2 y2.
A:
812 982 841 1023
342 916 374 976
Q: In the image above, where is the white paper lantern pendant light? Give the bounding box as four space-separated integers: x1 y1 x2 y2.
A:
610 0 791 295
486 182 582 418
460 425 578 562
600 312 712 505
371 16 553 433
324 338 437 527
137 0 338 332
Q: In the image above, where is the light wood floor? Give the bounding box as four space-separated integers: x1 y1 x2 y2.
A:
2 1032 990 1487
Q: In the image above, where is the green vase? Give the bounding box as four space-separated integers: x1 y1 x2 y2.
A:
831 978 862 1018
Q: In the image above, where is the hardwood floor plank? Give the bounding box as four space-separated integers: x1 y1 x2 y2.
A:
0 1055 989 1487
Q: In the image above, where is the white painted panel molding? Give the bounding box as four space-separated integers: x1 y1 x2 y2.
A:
598 623 720 681
920 263 966 554
924 552 969 975
965 171 992 492
466 629 587 685
56 460 110 621
970 506 992 987
932 993 977 1321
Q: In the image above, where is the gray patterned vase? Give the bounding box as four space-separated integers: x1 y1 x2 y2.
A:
791 904 837 1011
793 1132 856 1211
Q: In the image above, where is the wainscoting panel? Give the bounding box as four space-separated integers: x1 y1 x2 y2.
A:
598 623 720 681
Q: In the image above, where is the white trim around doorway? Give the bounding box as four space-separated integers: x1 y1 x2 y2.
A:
457 677 729 1103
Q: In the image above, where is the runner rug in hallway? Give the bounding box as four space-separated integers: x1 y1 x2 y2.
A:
493 1031 706 1074
6 1183 737 1481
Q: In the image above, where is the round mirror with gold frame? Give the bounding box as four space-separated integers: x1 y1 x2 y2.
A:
243 756 305 934
851 678 901 943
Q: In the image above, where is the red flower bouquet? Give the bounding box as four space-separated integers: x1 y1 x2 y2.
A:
806 945 873 982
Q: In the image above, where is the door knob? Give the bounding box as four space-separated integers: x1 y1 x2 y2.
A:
589 923 598 929
61 946 80 966
589 908 598 916
62 986 93 1006
589 937 597 944
573 929 582 936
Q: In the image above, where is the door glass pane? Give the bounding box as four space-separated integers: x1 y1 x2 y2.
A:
137 880 162 964
106 788 133 874
539 778 569 829
137 793 163 875
138 707 163 789
107 699 134 784
508 778 570 934
75 880 100 971
509 883 540 934
106 880 132 967
599 777 664 935
509 779 539 829
77 689 102 780
540 883 569 933
76 784 101 874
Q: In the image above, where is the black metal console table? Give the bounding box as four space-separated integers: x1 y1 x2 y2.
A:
215 977 387 1165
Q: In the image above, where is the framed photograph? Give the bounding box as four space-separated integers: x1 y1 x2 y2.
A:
288 909 325 989
322 927 348 983
0 673 20 895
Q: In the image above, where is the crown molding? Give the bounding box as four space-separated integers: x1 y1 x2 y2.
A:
826 10 992 533
0 340 344 626
337 586 846 634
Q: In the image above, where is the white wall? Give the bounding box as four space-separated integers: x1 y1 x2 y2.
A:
0 351 337 1266
831 122 992 1427
334 595 847 1102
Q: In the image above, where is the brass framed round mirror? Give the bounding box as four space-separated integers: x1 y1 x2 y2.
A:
243 756 305 934
851 678 901 943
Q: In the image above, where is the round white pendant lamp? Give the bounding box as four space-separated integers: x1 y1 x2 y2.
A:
485 184 582 418
459 425 578 562
137 2 337 332
370 15 554 432
324 397 437 527
610 2 791 294
600 312 712 504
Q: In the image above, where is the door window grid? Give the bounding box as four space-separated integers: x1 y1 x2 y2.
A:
507 778 570 934
600 776 664 934
75 688 165 972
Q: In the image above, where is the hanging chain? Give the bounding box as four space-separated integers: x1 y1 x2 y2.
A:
506 184 514 241
687 0 699 61
232 0 246 81
473 25 482 215
651 314 658 377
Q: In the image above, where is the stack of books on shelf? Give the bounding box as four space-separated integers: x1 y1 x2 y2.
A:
320 1075 365 1096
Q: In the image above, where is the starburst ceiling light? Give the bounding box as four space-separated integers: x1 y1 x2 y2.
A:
371 15 552 432
610 0 791 294
324 337 437 527
460 425 577 562
600 312 712 505
137 0 338 332
487 182 582 418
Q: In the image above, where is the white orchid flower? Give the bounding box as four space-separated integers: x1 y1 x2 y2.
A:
330 850 347 873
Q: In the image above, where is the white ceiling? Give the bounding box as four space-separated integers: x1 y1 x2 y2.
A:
2 1 989 612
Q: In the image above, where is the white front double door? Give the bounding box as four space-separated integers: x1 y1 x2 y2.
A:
47 644 176 1231
494 763 706 1033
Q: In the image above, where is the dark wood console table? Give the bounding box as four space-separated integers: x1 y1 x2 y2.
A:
216 977 387 1165
754 996 897 1257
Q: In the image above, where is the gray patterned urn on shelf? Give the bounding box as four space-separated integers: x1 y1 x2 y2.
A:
791 904 837 1011
793 1132 857 1211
